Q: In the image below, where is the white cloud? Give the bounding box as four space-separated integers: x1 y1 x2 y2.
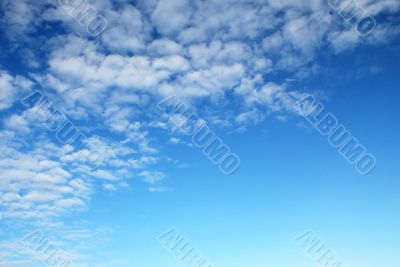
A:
329 29 361 53
148 38 183 56
0 0 43 40
0 71 14 110
101 5 148 53
235 110 265 125
153 55 191 73
148 186 169 193
169 137 183 144
139 170 166 185
151 0 192 36
102 183 117 191
4 114 30 134
0 71 32 111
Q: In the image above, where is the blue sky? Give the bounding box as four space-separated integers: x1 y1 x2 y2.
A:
0 0 399 266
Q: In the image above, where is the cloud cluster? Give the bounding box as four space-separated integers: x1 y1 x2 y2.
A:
0 71 33 111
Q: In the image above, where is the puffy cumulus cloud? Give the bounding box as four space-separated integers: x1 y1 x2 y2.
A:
328 29 361 53
101 5 150 53
0 71 15 111
0 134 91 220
176 0 276 44
0 148 91 220
0 120 165 221
178 63 245 96
153 55 191 73
359 0 400 15
0 0 45 40
0 224 117 267
44 36 171 107
3 114 31 134
139 170 166 184
188 41 254 69
151 0 193 36
55 53 169 88
148 38 184 56
279 11 332 62
0 70 33 111
233 77 311 124
139 170 168 192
